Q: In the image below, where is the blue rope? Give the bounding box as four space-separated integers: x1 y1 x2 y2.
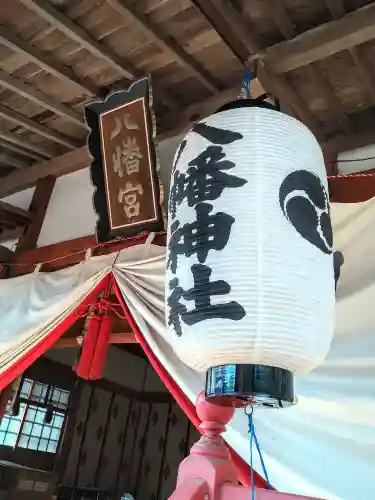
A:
248 412 270 499
242 70 252 99
249 414 255 500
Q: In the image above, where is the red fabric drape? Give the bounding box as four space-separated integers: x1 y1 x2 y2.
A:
112 280 269 490
0 274 112 392
0 270 268 490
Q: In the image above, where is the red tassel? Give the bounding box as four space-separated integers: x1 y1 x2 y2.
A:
89 313 112 380
75 314 101 380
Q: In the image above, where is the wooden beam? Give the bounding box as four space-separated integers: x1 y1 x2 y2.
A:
0 104 79 149
0 70 85 128
15 176 56 253
19 0 178 109
265 2 375 74
0 131 53 159
325 0 375 106
51 332 138 349
0 147 88 197
0 153 29 170
0 138 46 162
0 25 96 97
106 0 221 93
191 0 321 134
13 233 165 275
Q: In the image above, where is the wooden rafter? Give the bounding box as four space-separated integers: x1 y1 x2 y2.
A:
265 2 375 74
0 25 97 97
0 137 46 162
19 0 178 109
265 0 350 134
191 0 321 135
325 0 375 106
106 0 221 93
0 153 29 170
0 70 85 128
0 132 52 159
0 104 79 150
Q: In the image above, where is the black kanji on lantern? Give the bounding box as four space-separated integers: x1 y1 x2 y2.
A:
192 122 243 144
167 202 235 274
167 120 248 337
168 264 246 336
169 145 247 218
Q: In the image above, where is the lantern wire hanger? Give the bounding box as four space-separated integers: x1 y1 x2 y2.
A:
240 62 272 493
246 404 271 495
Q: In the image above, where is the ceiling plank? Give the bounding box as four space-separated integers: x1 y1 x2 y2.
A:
0 131 52 159
192 0 260 57
325 0 375 106
265 0 296 39
0 25 96 97
192 0 321 135
266 2 375 74
0 70 85 128
19 0 178 109
19 0 137 80
106 0 221 93
305 65 350 133
265 1 350 134
0 153 29 170
0 104 78 149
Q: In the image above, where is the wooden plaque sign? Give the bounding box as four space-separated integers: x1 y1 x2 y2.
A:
85 77 164 242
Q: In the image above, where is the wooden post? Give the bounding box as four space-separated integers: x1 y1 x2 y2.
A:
15 175 55 253
170 393 323 500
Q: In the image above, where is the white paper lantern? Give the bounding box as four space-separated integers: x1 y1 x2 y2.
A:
165 101 335 407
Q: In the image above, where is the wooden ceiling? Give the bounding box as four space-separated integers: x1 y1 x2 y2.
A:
1 0 375 198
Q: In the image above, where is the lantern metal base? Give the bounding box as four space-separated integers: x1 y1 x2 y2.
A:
205 364 295 409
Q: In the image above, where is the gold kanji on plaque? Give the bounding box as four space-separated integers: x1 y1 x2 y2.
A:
118 182 144 219
111 136 143 178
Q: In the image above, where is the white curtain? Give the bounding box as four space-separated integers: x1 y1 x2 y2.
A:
1 199 375 499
